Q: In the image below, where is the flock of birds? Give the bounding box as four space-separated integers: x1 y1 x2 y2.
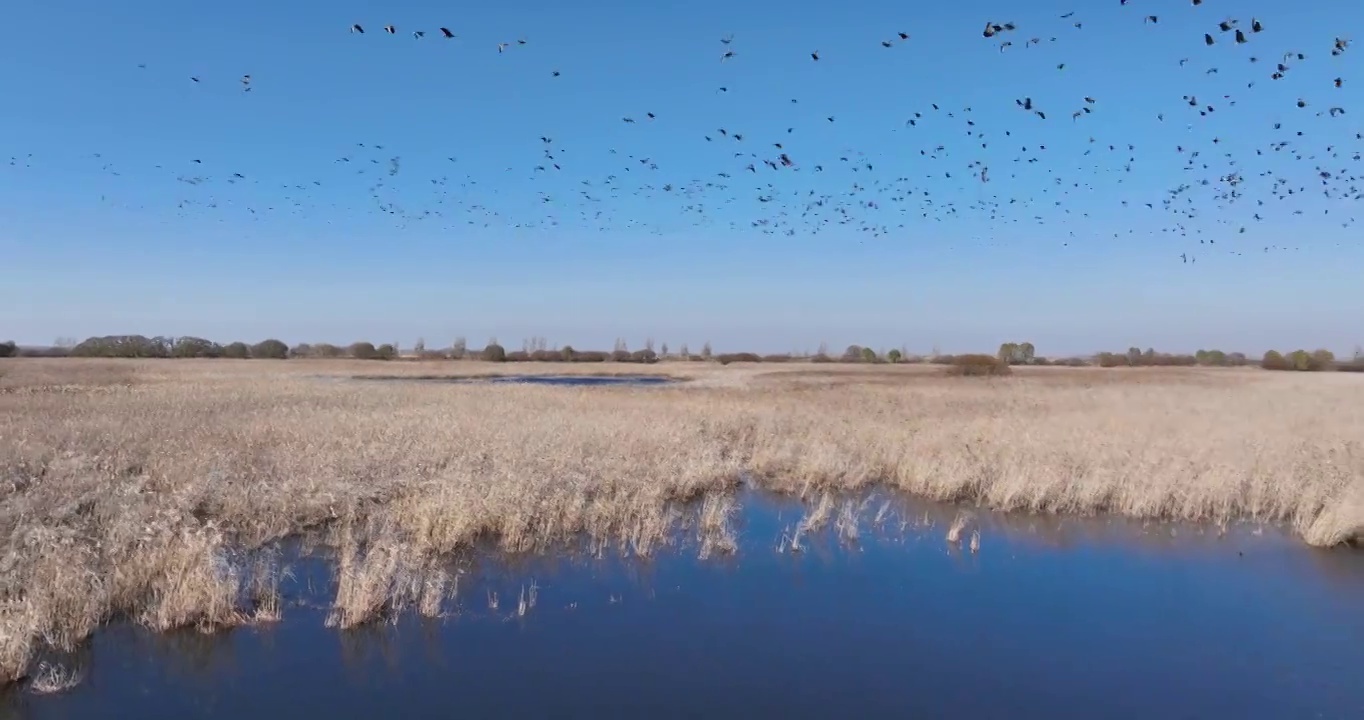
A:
5 2 1360 264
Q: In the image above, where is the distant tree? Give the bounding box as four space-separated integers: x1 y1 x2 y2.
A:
660 341 669 358
376 344 397 360
631 348 658 364
451 337 467 360
645 337 655 353
679 343 689 359
1126 346 1143 367
561 345 577 362
843 345 864 362
482 342 507 362
613 338 629 354
1226 352 1248 366
312 343 344 358
0 341 16 358
887 348 903 364
222 342 251 359
171 336 222 358
701 342 712 360
71 335 169 358
414 338 426 355
288 343 312 358
860 347 878 363
1311 348 1335 370
348 342 378 360
998 342 1019 365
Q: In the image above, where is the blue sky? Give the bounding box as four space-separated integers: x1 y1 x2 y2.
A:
2 0 1361 355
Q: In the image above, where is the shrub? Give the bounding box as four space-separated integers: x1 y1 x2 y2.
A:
560 346 577 362
810 353 835 363
505 350 531 362
1195 349 1228 367
716 352 761 365
945 354 1012 377
610 349 631 362
886 349 902 364
530 349 561 362
0 341 16 358
762 354 794 363
860 347 878 363
482 343 507 362
575 351 608 362
375 344 397 360
1261 350 1291 371
630 349 659 364
1095 352 1128 368
16 345 70 357
255 338 292 360
842 345 864 362
348 342 378 360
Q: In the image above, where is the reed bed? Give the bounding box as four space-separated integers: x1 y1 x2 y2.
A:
1 358 1361 685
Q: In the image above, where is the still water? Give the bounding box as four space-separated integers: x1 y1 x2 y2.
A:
353 374 677 387
9 494 1363 720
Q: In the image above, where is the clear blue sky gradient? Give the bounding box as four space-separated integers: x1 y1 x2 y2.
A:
2 0 1361 355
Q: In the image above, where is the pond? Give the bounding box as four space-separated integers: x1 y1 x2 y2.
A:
351 374 679 387
8 493 1363 719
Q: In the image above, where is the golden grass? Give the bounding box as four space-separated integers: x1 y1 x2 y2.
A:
2 357 1362 685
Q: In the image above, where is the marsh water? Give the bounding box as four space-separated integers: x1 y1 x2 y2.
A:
353 374 678 387
8 493 1364 720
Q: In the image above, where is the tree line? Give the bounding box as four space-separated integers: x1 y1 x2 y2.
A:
1 335 1360 371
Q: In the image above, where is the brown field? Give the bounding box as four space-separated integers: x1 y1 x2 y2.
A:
2 357 1362 684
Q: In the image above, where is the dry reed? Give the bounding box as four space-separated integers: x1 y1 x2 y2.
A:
1 358 1362 685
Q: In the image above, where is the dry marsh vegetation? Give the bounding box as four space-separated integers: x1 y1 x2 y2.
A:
2 358 1362 685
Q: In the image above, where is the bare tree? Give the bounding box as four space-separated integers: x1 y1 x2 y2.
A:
701 342 712 360
679 343 690 359
660 341 669 358
451 337 467 359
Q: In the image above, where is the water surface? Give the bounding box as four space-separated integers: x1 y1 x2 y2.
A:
352 374 677 387
9 494 1363 720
